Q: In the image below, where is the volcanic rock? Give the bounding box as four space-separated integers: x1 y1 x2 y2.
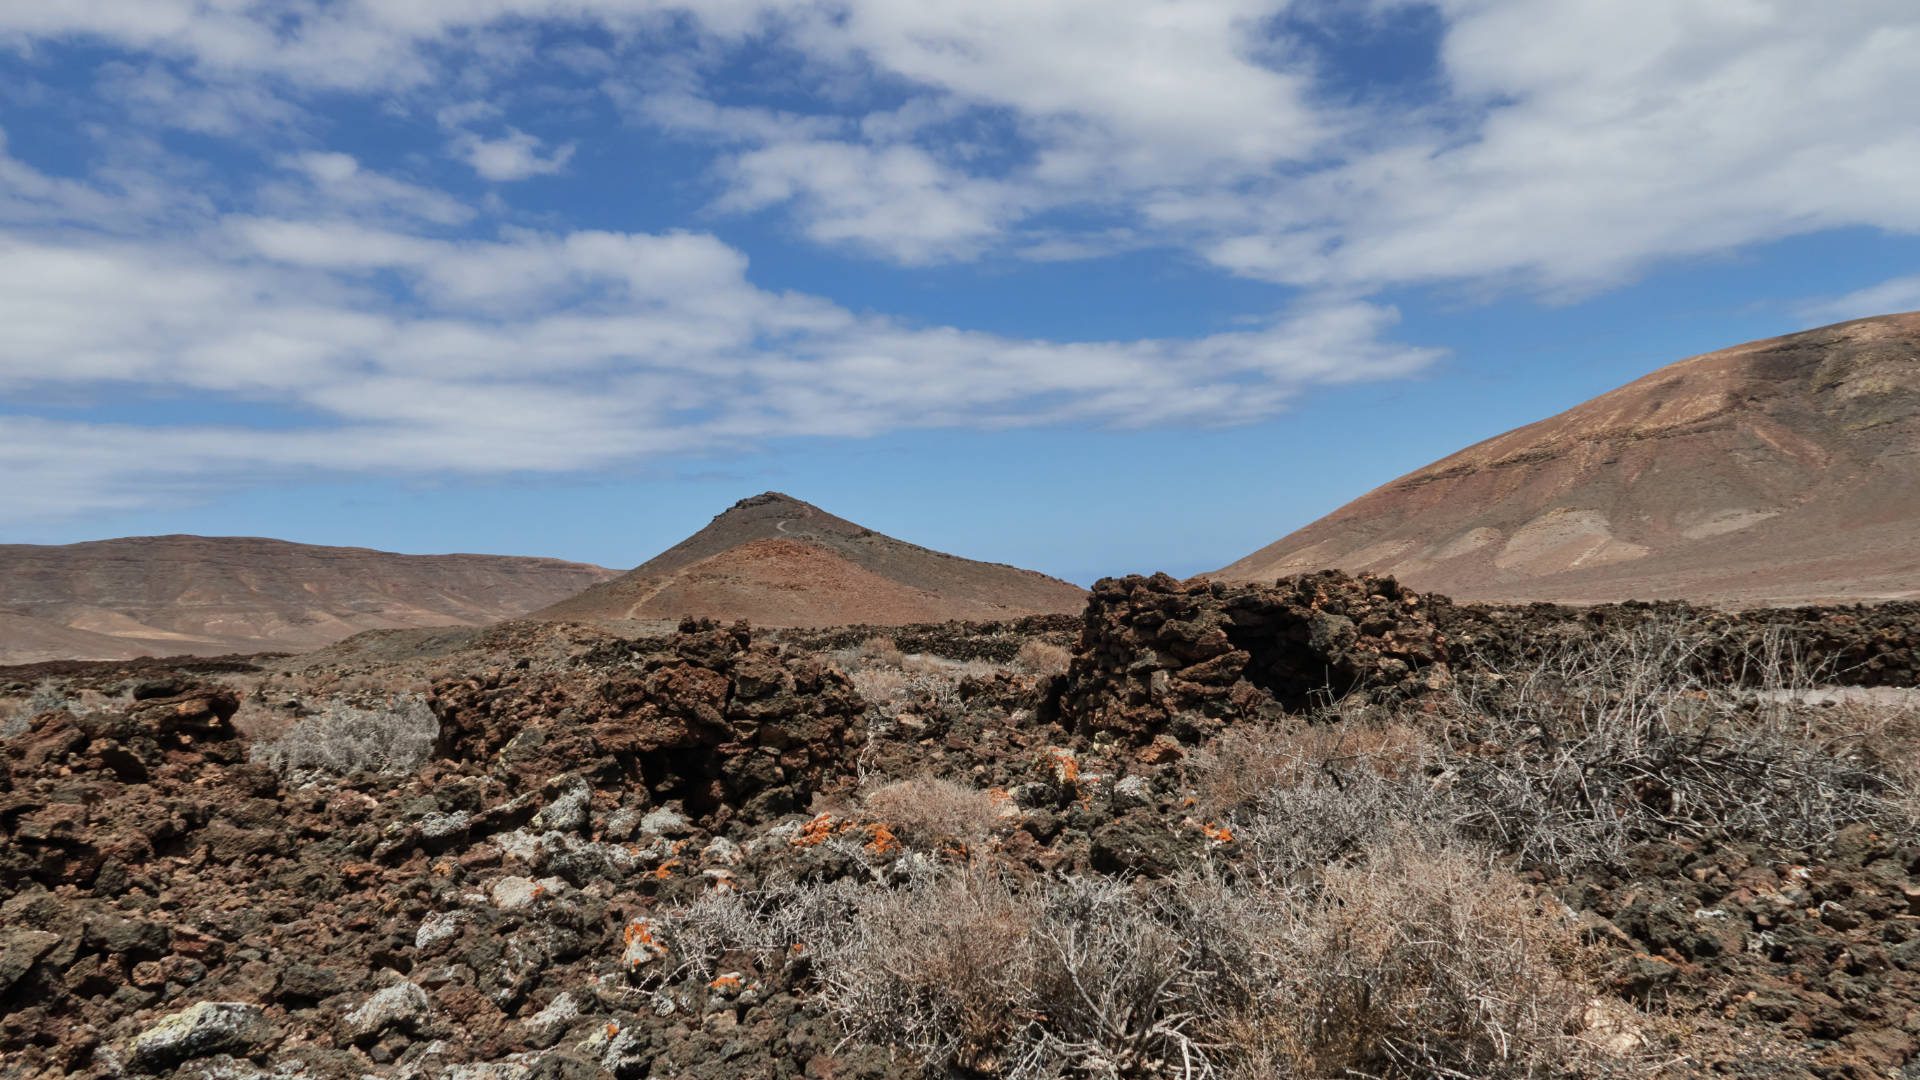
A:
1051 571 1453 744
126 1000 270 1071
531 492 1084 628
1215 311 1920 605
0 535 619 664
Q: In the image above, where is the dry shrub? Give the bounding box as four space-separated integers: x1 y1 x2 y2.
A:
1188 720 1434 820
1182 838 1601 1079
797 869 1204 1078
250 695 438 779
855 635 905 667
676 836 1607 1079
1439 617 1919 867
2 683 114 734
1015 639 1073 676
847 667 912 706
860 777 1006 844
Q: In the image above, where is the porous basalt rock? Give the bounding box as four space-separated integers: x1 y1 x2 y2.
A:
428 619 866 826
1051 571 1453 743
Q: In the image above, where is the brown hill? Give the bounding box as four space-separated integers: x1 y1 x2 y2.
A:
1214 311 1920 605
0 535 618 663
533 492 1087 626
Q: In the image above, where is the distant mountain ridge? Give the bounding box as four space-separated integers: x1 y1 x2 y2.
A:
532 492 1087 626
1214 311 1920 605
0 535 618 663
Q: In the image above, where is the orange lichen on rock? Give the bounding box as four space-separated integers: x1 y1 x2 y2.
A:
620 918 667 968
862 823 900 855
1041 747 1080 784
791 812 837 847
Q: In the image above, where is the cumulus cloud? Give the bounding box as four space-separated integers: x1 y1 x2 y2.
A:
449 127 575 181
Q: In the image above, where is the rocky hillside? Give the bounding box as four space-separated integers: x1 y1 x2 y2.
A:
533 492 1086 627
1216 311 1920 605
4 573 1919 1079
0 536 619 664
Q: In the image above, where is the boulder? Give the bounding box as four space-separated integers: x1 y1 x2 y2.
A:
127 1001 269 1072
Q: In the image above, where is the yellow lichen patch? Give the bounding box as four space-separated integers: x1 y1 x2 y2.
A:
648 858 682 880
710 973 743 991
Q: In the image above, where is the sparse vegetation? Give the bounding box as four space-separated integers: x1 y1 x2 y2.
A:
10 581 1920 1079
249 694 439 779
1437 617 1918 868
668 835 1608 1079
656 616 1920 1078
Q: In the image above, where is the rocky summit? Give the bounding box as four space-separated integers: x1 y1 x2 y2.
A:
532 492 1086 629
1216 311 1920 606
5 572 1920 1079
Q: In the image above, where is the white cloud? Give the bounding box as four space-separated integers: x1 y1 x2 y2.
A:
0 203 1437 519
271 152 475 226
97 61 303 135
1799 276 1920 326
449 127 576 181
11 2 1917 289
8 0 1920 522
715 139 1025 263
1166 1 1920 296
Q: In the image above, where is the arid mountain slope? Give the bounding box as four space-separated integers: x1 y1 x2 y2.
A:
533 492 1087 626
0 535 618 663
1215 311 1920 605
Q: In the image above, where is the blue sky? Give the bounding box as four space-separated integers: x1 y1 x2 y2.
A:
2 2 1918 584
